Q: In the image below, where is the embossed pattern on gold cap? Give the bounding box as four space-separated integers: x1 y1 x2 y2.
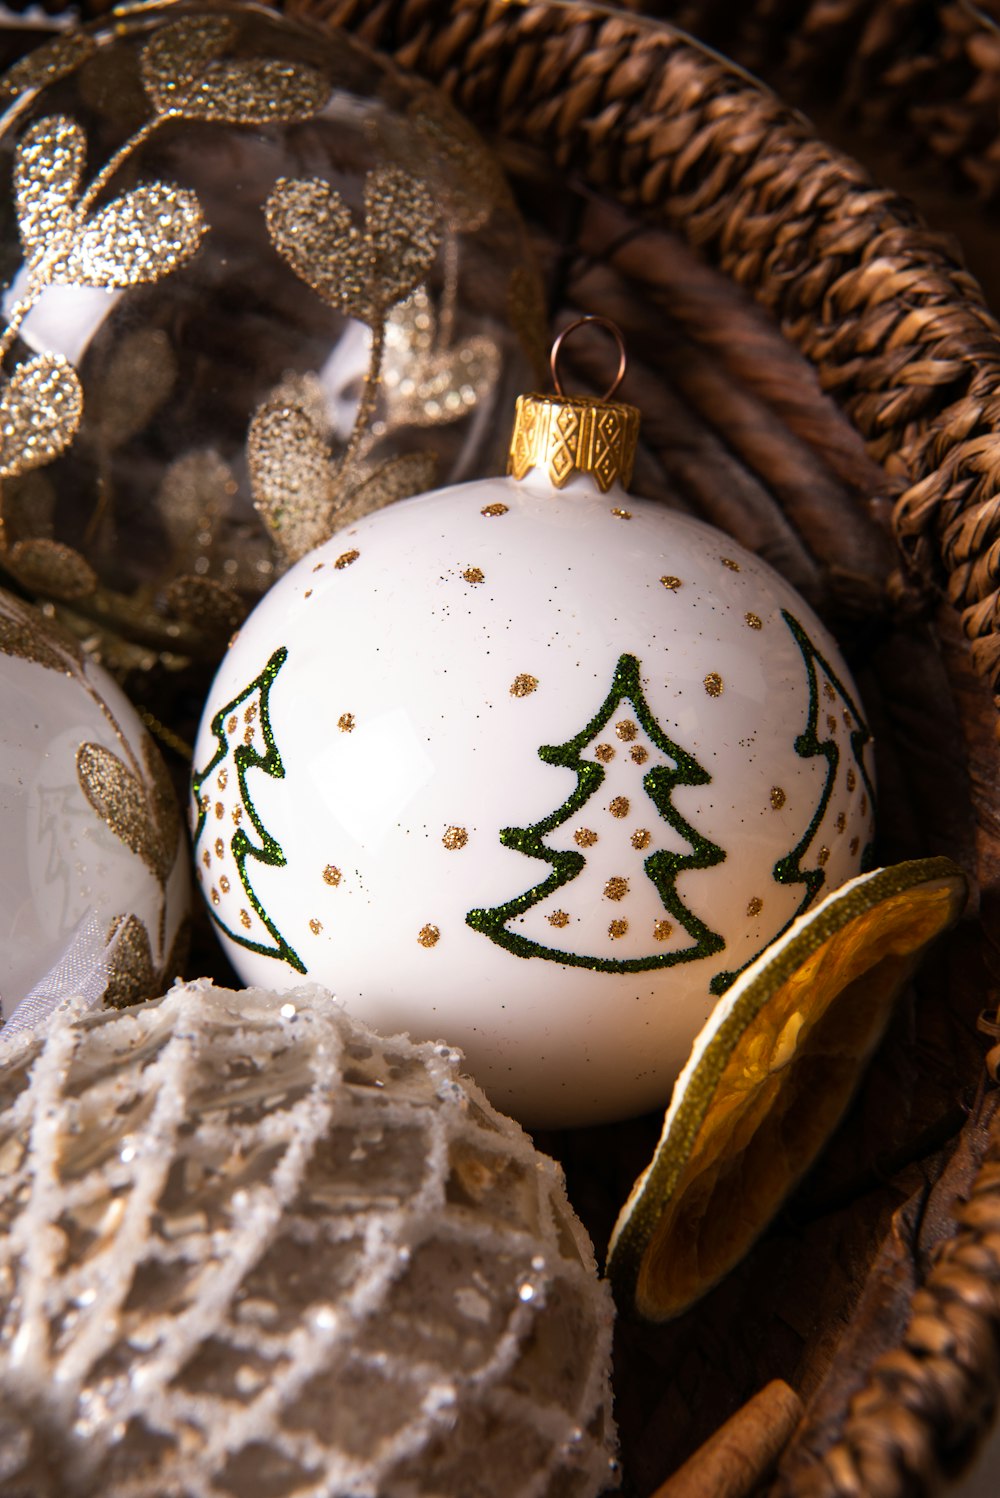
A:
507 391 640 494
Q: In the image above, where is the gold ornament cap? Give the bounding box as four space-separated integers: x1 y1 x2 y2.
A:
507 317 640 494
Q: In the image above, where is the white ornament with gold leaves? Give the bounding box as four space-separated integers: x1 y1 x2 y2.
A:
0 588 189 1028
192 323 875 1127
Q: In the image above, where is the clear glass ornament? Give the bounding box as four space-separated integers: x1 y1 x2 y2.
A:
0 1 544 666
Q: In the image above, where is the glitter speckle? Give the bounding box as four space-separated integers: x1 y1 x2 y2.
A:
214 838 224 858
771 787 786 809
548 910 570 928
338 713 355 733
463 567 484 585
608 919 628 939
835 812 847 833
660 575 682 591
334 549 360 569
604 876 628 901
704 672 723 697
631 829 651 850
240 909 251 930
722 557 741 572
653 920 672 942
745 612 762 630
442 826 468 851
481 502 508 517
418 924 440 948
611 508 631 520
309 918 322 935
609 796 629 819
323 865 341 886
850 836 860 855
818 846 830 866
510 674 538 697
827 714 837 734
747 896 763 916
846 769 857 792
824 682 836 702
595 743 615 763
630 745 648 765
574 828 598 848
615 719 637 742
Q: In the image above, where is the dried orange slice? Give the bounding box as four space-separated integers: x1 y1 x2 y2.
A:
607 857 969 1321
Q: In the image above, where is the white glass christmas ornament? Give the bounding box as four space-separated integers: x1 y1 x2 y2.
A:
0 588 188 1026
192 324 875 1127
0 980 617 1498
0 2 541 666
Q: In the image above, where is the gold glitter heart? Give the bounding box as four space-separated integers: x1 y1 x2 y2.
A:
61 183 206 289
6 539 96 601
0 32 95 107
248 400 335 564
0 355 83 479
140 16 327 126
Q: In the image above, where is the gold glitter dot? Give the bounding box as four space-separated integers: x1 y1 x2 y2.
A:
660 575 682 591
595 743 615 763
608 919 629 939
442 826 468 850
214 838 224 858
304 588 313 599
771 786 786 809
481 502 508 517
418 923 440 948
199 794 210 814
575 828 598 847
704 672 723 697
309 918 322 935
722 557 741 572
312 562 324 572
850 836 860 855
653 919 672 942
610 796 629 818
232 806 242 825
616 719 638 742
463 566 485 584
745 612 762 630
245 703 258 725
217 768 228 791
843 710 852 727
747 896 763 917
611 507 632 519
860 793 868 815
836 812 847 833
227 715 237 734
335 549 360 569
827 714 837 734
548 910 570 928
202 850 211 869
215 801 224 819
240 909 251 930
510 674 538 697
824 682 836 701
243 727 253 745
630 744 648 765
220 875 230 894
846 769 857 792
818 845 830 866
604 876 629 901
323 865 341 886
210 887 220 906
338 712 355 732
631 828 651 850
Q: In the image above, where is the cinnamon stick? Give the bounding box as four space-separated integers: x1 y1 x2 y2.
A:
651 1378 804 1498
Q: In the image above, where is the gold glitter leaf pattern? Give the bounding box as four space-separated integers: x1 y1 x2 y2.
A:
7 539 96 601
140 16 327 125
60 183 206 289
0 600 81 672
248 399 334 563
142 736 180 879
335 451 438 529
383 287 500 430
103 914 157 1011
0 356 83 479
0 32 95 105
76 744 172 885
163 575 244 635
14 116 85 262
266 168 440 324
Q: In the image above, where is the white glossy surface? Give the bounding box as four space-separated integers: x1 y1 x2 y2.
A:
0 595 189 1021
193 471 875 1126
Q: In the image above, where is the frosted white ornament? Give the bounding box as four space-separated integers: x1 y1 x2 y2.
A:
0 588 188 1026
0 980 617 1498
193 331 875 1127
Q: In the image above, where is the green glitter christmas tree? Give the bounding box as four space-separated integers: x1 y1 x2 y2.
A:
191 647 305 974
467 653 726 973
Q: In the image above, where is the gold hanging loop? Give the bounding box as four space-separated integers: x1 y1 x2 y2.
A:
549 315 628 401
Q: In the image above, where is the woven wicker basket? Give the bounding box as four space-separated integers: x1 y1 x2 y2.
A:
39 1 1000 1494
